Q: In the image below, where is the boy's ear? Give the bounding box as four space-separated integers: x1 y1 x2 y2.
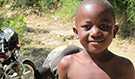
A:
113 24 119 38
73 27 79 38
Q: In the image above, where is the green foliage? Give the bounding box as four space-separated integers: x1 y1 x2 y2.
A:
37 0 58 11
0 0 81 21
54 0 81 22
1 0 37 9
0 15 27 43
127 0 135 23
0 0 62 16
0 0 8 7
110 0 135 38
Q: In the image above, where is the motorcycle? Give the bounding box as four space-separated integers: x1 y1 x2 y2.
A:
0 28 37 79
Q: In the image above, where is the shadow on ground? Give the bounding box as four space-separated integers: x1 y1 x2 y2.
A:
22 47 53 69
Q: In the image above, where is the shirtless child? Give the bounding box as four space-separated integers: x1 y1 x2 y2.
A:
57 0 135 79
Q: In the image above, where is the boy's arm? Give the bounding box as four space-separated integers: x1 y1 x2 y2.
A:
119 58 135 79
125 61 135 79
58 56 71 79
114 56 135 79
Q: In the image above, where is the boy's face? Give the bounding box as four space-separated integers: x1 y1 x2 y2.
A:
74 4 118 54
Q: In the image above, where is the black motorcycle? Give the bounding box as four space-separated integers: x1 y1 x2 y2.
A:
0 28 37 79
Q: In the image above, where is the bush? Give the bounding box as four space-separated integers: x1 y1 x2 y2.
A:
0 15 27 43
37 0 61 11
128 0 135 23
110 0 135 38
54 0 81 22
0 0 8 7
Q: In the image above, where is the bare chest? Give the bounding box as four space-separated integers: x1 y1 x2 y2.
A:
67 61 111 79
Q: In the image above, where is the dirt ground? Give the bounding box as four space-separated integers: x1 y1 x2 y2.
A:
23 15 135 68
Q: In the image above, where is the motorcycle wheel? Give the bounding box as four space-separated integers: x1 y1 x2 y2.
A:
21 60 36 79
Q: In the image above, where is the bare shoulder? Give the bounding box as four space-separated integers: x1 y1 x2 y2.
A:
57 54 76 79
58 51 82 70
114 55 134 68
112 54 135 79
58 55 73 69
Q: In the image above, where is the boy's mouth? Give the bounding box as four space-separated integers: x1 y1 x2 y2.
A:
89 39 105 43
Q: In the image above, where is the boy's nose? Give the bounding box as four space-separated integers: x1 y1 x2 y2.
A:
89 26 102 38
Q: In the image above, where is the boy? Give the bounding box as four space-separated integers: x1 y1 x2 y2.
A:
57 0 135 79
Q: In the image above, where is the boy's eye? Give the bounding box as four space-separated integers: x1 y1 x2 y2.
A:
81 24 92 31
99 24 111 31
